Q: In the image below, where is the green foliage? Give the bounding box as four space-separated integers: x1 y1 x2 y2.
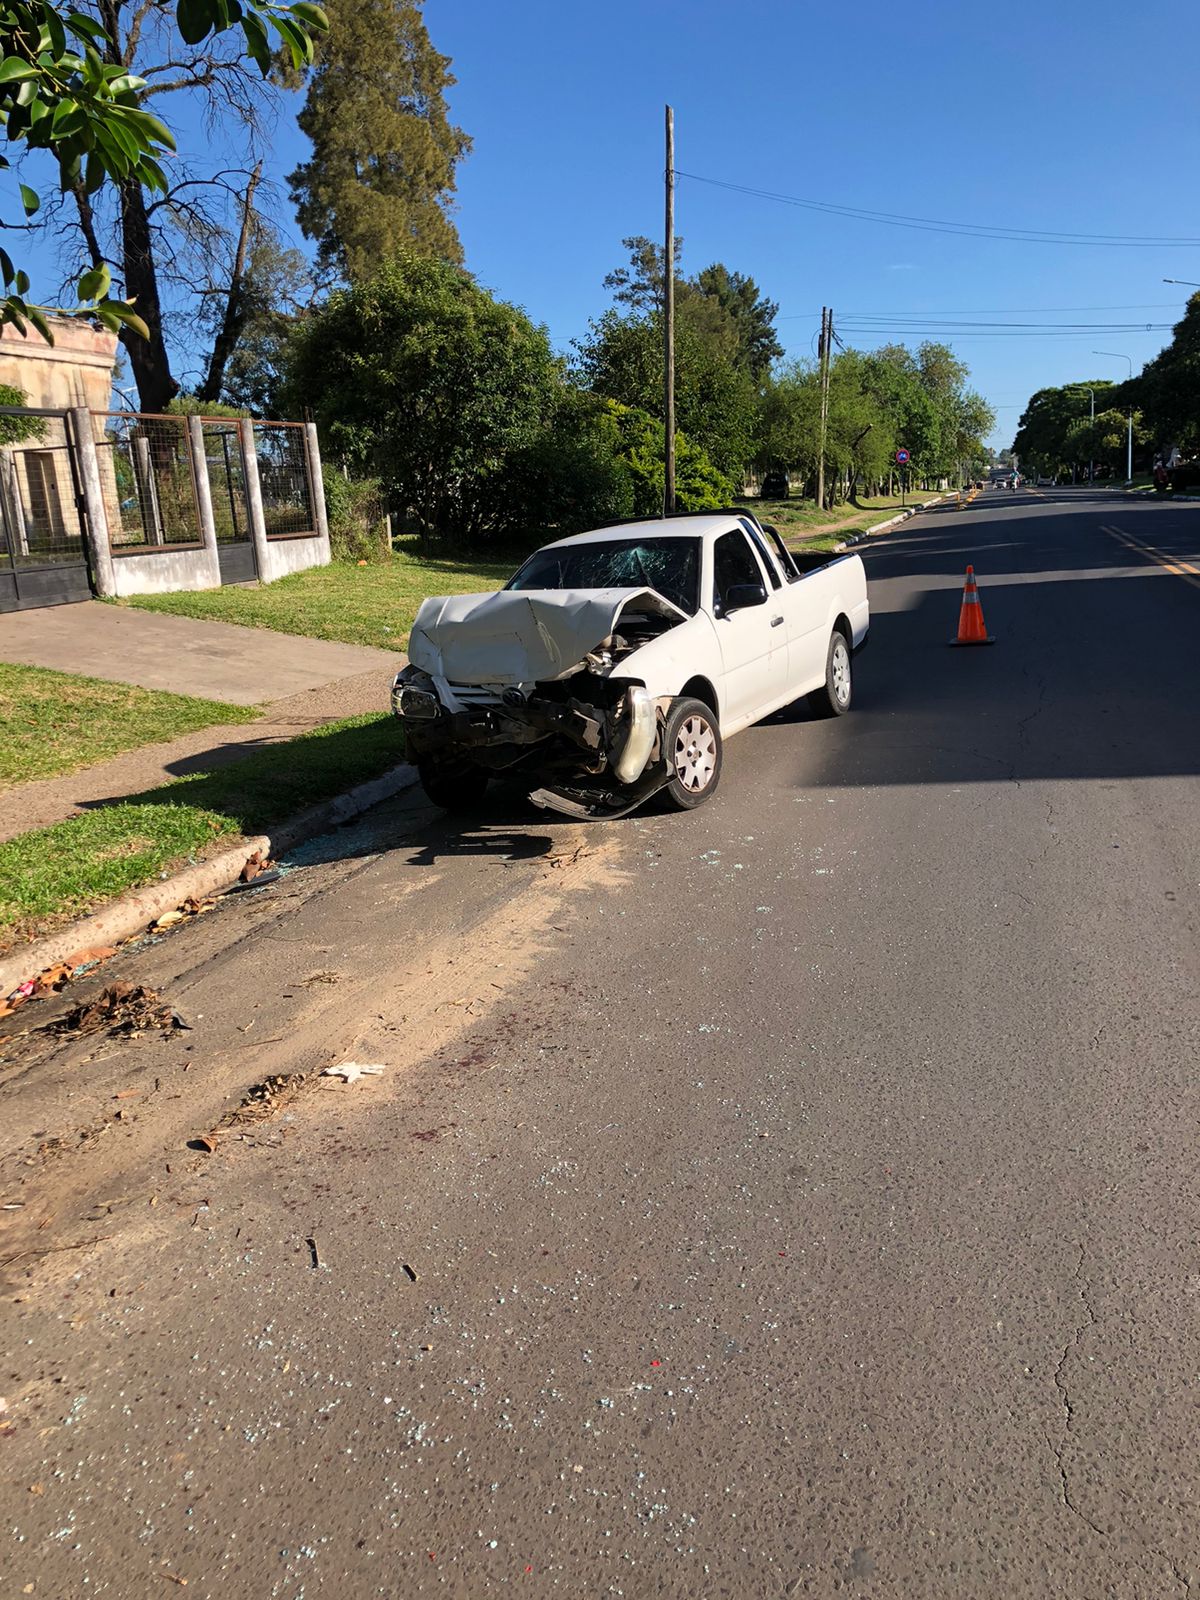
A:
283 253 580 542
574 303 759 478
0 0 328 335
1012 382 1114 474
605 401 734 513
167 395 248 418
289 0 470 280
324 473 391 562
694 262 782 378
1134 294 1200 450
0 378 43 443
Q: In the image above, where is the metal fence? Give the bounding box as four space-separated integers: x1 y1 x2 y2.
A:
254 422 315 538
95 413 203 550
200 420 249 543
0 411 85 567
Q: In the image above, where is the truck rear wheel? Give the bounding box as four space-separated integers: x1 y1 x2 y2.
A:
661 697 723 811
807 629 852 718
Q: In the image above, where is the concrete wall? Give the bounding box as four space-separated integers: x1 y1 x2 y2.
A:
0 318 117 411
258 532 329 583
111 544 221 597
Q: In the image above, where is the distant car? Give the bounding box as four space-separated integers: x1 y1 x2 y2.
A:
1036 475 1055 486
760 470 790 499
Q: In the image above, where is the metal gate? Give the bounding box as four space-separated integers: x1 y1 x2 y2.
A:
0 407 94 611
201 419 258 584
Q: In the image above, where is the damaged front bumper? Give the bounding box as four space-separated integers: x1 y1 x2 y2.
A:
392 666 664 816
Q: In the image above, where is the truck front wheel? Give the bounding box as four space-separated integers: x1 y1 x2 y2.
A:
417 758 490 814
661 697 723 811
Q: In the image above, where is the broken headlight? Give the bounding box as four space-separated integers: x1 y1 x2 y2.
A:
391 666 441 722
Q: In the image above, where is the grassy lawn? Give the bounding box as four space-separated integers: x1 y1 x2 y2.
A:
123 539 520 653
0 662 260 792
0 712 405 947
741 492 936 553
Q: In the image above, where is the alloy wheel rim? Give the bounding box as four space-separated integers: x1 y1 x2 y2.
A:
674 714 716 791
832 639 850 704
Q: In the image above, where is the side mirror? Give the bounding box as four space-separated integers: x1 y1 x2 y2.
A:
723 581 768 614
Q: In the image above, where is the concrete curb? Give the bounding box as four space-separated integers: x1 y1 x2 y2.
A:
834 494 950 552
0 760 421 996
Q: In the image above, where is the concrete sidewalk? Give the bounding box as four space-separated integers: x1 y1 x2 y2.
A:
0 602 405 841
0 599 397 705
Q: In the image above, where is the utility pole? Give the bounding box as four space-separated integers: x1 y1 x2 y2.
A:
663 104 676 516
1086 387 1095 486
817 307 832 511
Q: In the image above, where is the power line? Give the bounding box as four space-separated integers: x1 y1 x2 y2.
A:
836 319 1172 333
676 170 1200 248
779 303 1181 321
840 302 1180 315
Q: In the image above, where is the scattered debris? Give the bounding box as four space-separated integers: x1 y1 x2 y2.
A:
239 849 274 884
55 983 190 1040
402 1263 418 1283
225 869 282 895
322 1062 387 1084
189 1135 218 1155
220 1073 306 1127
306 1236 321 1269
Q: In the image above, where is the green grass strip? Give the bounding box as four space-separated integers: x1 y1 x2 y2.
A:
0 712 405 942
0 662 260 791
123 542 517 653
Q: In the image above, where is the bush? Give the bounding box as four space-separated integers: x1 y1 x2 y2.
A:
324 474 390 562
607 402 735 513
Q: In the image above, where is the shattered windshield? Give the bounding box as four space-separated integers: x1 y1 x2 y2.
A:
507 537 700 616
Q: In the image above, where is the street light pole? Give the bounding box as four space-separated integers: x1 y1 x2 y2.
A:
1085 386 1095 486
1093 351 1134 482
1163 278 1200 288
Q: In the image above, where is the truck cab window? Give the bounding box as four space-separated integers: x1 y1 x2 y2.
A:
713 529 767 611
739 519 783 589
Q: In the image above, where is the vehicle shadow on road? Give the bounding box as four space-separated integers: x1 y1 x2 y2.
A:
811 566 1200 789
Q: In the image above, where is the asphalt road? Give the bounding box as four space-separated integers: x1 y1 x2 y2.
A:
3 486 1199 1599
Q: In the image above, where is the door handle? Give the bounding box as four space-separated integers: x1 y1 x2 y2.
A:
770 615 784 627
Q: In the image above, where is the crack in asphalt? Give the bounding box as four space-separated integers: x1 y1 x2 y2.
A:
1050 1242 1103 1539
1010 665 1050 789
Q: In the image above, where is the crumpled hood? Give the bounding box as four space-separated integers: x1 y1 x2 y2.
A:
407 587 686 686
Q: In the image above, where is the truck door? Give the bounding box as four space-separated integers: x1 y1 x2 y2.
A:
711 528 788 725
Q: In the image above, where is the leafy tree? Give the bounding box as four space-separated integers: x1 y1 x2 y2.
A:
574 302 758 478
0 380 44 441
694 263 781 378
601 234 681 314
602 400 734 513
1013 382 1113 475
0 0 327 370
1134 293 1200 451
282 252 573 543
200 223 314 413
288 0 470 280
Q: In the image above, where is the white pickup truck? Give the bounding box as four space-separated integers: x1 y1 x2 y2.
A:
392 509 869 818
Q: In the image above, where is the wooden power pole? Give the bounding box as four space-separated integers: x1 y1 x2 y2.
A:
663 104 676 516
817 307 832 511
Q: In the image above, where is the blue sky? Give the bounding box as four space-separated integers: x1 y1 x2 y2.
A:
24 0 1200 447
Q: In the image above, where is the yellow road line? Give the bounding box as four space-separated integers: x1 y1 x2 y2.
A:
1102 524 1200 593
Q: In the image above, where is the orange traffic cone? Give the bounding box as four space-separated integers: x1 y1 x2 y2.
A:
949 565 994 646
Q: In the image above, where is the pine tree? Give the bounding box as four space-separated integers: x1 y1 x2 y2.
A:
288 0 471 280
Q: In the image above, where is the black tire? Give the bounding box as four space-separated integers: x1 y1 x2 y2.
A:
661 697 723 811
807 629 853 718
417 758 489 813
